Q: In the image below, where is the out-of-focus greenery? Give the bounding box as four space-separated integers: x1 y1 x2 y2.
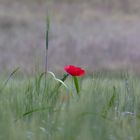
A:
0 72 140 140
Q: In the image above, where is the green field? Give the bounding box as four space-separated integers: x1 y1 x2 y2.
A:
0 71 140 140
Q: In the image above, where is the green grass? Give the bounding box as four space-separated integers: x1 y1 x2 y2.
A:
0 72 140 140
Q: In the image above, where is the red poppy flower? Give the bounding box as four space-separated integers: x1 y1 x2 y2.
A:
64 65 85 76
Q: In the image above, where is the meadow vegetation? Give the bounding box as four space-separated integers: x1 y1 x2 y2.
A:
0 70 140 140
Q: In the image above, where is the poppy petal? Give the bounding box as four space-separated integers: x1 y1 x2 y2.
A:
64 65 85 76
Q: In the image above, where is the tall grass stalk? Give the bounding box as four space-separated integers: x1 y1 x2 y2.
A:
44 15 50 95
0 67 19 93
45 16 50 74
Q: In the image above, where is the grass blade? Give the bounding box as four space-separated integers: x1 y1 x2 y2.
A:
45 15 50 73
73 76 80 95
48 71 68 88
0 67 19 93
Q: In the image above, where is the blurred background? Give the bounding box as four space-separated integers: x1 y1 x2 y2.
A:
1 0 140 75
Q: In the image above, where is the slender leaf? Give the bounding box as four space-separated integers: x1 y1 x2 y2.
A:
0 67 19 93
73 76 80 95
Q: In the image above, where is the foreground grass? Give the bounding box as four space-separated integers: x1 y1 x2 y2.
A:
0 73 140 140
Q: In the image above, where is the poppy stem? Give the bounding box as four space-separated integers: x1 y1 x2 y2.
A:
52 73 69 92
49 73 69 99
73 76 80 95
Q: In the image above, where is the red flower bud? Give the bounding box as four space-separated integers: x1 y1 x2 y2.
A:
64 65 85 76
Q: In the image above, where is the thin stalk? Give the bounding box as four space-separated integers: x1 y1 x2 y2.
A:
44 16 50 91
49 73 69 98
0 67 19 93
45 16 50 73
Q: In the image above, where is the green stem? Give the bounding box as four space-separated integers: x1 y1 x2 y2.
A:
45 15 50 74
73 76 80 95
50 73 69 97
56 73 69 90
44 15 50 92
